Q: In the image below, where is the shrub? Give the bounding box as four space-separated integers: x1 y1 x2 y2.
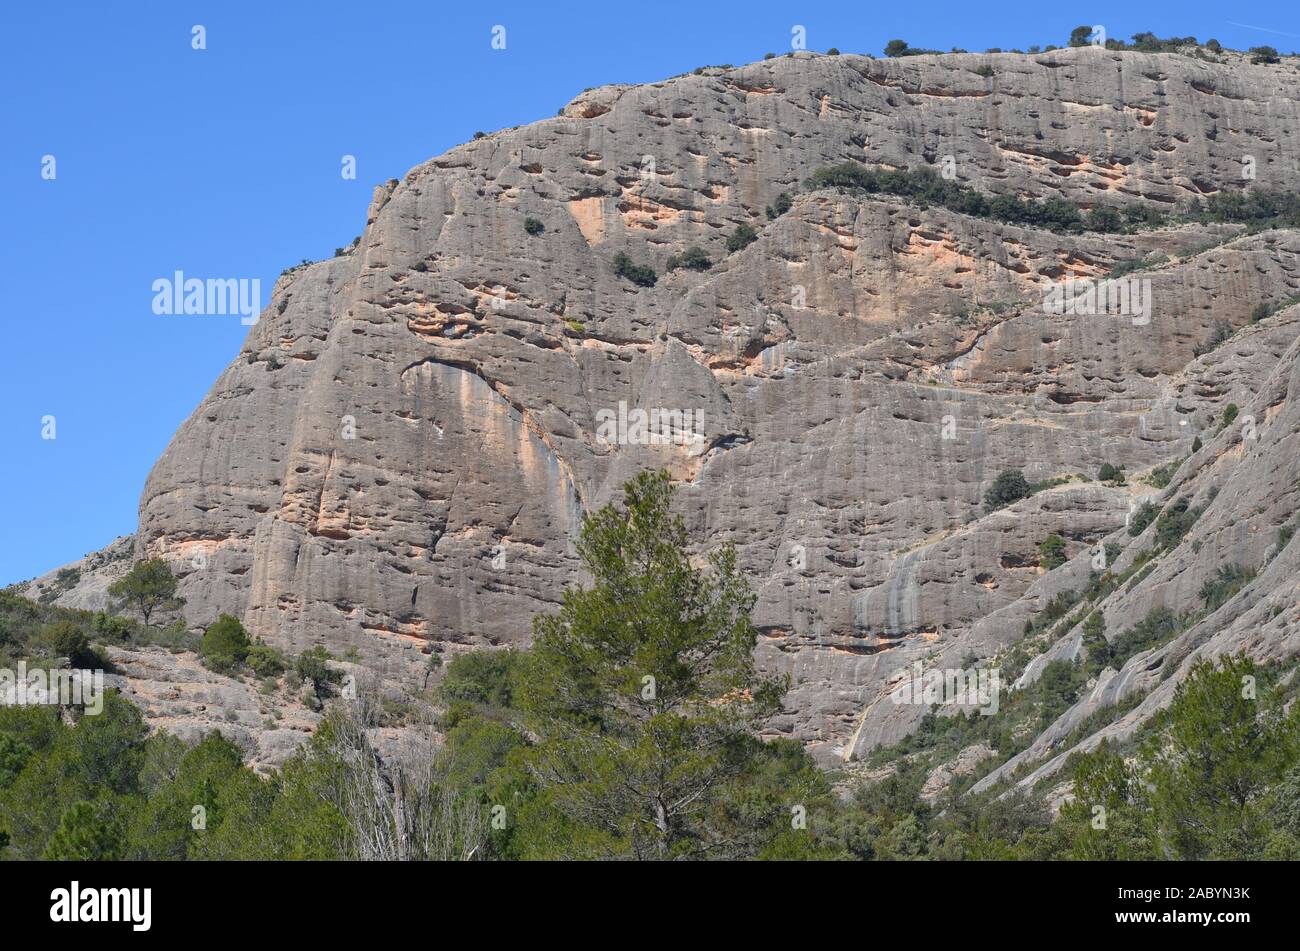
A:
1191 189 1300 231
1110 254 1168 277
984 469 1032 512
1039 535 1068 570
1098 463 1124 483
1199 564 1256 612
246 642 288 678
973 64 995 78
805 162 1110 234
52 567 80 593
1129 501 1159 537
1128 32 1198 52
883 39 939 58
1195 320 1233 357
1249 46 1280 65
1081 612 1109 670
295 646 341 695
809 163 877 189
1106 607 1182 669
524 217 544 236
1146 458 1182 489
1154 497 1201 549
1085 206 1124 231
666 246 712 272
1217 403 1239 433
827 48 840 56
92 612 132 642
440 650 524 709
1069 26 1094 47
878 38 941 58
201 614 251 673
726 223 758 253
612 252 657 287
0 732 33 789
765 192 793 219
1252 297 1300 323
40 620 99 669
44 801 124 861
1191 436 1203 453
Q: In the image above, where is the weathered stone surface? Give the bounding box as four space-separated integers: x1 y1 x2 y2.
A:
101 645 321 771
32 47 1300 771
921 743 998 802
973 318 1300 794
16 536 134 612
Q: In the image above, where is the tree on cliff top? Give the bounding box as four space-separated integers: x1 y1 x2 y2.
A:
1068 25 1095 47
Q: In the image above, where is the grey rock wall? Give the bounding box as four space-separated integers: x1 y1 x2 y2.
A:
44 47 1300 768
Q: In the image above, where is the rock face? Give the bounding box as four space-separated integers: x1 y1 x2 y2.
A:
16 536 134 612
91 646 420 772
54 47 1300 769
921 743 998 802
102 645 322 772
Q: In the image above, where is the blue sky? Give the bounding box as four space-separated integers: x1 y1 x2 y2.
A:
2 1 1296 585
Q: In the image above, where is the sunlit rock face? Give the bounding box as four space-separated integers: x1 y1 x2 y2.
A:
125 47 1300 766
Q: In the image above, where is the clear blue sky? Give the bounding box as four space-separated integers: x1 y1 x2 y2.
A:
2 1 1295 585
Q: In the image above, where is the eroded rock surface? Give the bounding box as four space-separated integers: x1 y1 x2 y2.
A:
102 645 321 771
34 47 1300 770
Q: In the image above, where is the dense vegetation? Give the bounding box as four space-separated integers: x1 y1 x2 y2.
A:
1 472 1293 860
0 586 193 674
875 30 1288 61
804 161 1300 236
0 475 831 860
612 252 657 287
981 467 1073 513
807 163 1154 234
884 39 941 58
984 469 1032 511
666 246 712 272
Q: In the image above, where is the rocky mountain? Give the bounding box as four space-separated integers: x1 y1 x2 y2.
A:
28 45 1300 785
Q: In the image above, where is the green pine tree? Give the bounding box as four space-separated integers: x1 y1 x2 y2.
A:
108 558 183 625
1145 656 1294 858
515 470 788 859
